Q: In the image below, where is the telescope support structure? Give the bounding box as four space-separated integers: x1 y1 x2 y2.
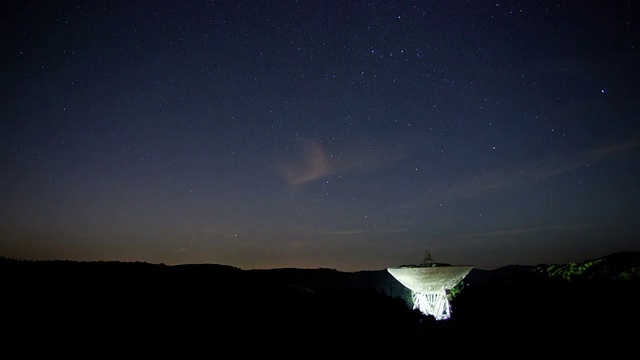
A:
412 290 451 320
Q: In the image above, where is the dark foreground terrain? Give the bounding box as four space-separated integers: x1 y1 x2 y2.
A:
3 251 639 358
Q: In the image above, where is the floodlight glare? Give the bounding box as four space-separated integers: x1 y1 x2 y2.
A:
387 251 472 320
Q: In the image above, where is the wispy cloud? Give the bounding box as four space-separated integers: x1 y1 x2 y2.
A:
407 140 638 208
321 229 369 236
435 222 595 242
198 226 237 239
319 227 406 236
276 142 331 186
276 140 410 186
288 240 310 247
452 141 637 198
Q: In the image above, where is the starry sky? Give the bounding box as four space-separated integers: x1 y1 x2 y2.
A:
2 0 639 271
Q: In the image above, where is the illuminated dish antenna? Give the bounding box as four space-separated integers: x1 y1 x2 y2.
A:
387 251 472 320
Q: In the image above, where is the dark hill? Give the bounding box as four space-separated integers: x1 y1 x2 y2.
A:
2 251 638 358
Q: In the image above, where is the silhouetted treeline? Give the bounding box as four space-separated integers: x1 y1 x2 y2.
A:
2 252 639 358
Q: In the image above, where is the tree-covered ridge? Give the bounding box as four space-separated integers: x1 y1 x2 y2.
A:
537 259 605 280
533 251 640 282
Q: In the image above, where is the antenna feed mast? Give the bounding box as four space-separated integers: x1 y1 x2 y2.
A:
423 250 434 266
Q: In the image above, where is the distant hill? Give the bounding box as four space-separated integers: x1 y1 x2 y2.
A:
2 251 638 358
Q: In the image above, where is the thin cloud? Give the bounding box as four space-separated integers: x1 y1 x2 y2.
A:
288 240 310 247
402 140 638 210
320 227 406 236
276 139 411 186
321 229 368 236
276 142 331 186
437 222 594 242
448 140 637 200
198 226 237 239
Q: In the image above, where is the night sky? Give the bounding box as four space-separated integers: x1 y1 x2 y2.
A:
2 1 639 271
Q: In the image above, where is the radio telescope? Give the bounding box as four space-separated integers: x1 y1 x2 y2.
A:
387 251 472 320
